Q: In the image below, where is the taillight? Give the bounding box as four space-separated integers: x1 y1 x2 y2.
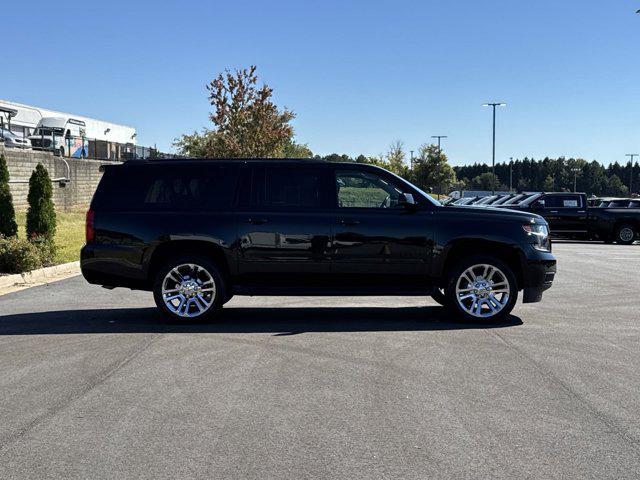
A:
85 208 95 244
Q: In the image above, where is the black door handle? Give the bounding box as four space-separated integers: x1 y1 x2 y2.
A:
248 218 268 225
339 219 360 226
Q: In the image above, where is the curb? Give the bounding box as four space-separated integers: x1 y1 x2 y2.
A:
0 261 81 290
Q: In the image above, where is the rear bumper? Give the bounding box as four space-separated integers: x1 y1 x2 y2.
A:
81 245 149 290
521 248 556 303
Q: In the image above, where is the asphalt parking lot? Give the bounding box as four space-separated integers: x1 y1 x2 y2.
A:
0 242 639 479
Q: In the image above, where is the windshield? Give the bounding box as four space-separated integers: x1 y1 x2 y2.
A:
33 127 64 136
503 194 525 204
519 193 543 206
382 169 442 206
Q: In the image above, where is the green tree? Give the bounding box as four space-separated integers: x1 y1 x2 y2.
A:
175 66 297 158
606 174 629 196
322 153 354 163
385 140 409 178
471 172 501 191
411 144 456 194
543 175 555 192
0 154 18 237
26 164 56 241
281 138 313 158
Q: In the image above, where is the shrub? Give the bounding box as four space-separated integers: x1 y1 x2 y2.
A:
0 236 43 274
31 236 57 267
26 163 56 241
0 154 18 237
0 153 8 183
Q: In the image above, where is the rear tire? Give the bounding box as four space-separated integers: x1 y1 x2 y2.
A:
444 255 518 322
430 288 449 307
153 255 226 322
615 224 636 245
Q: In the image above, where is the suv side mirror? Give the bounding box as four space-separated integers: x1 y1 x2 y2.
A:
398 193 416 208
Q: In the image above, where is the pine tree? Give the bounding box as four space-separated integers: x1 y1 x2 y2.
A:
26 164 56 241
0 154 18 237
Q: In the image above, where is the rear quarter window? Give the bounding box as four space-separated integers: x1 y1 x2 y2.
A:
92 164 240 212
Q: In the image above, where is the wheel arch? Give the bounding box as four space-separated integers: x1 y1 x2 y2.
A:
613 219 639 233
438 239 525 289
145 240 232 288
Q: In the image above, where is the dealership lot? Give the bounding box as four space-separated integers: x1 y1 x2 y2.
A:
0 242 639 479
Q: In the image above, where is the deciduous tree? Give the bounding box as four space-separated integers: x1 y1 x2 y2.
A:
175 66 306 158
411 144 456 194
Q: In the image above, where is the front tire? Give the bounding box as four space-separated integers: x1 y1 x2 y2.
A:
153 255 226 322
444 255 518 322
615 224 636 245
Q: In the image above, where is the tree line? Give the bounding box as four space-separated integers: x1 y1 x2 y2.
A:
175 65 638 197
454 158 638 196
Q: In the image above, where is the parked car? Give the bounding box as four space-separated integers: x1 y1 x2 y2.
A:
499 193 539 206
81 159 556 322
471 195 500 206
0 128 31 149
505 192 640 244
451 196 479 205
490 194 517 206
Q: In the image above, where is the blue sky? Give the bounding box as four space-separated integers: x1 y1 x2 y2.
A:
3 0 640 165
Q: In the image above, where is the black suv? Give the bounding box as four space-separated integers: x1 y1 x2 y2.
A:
81 159 556 322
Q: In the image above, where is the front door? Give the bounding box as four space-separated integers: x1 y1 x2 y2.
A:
536 194 587 233
331 167 434 286
235 164 333 285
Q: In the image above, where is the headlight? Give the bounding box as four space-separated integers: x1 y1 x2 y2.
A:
523 223 551 252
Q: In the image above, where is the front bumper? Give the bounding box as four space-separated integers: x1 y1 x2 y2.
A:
521 247 556 303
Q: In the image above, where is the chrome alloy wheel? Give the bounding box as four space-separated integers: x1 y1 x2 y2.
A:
455 264 510 318
619 227 634 243
161 264 216 318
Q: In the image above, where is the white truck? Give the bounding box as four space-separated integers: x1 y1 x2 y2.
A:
29 115 137 158
29 117 87 157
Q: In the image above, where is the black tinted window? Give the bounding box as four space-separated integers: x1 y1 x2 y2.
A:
238 166 328 209
93 164 239 211
537 195 581 208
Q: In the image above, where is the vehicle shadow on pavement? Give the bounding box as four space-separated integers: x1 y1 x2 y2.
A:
0 306 522 335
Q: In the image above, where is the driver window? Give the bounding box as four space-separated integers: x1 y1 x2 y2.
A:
336 170 403 208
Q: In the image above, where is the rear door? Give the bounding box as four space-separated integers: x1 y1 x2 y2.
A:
235 163 333 284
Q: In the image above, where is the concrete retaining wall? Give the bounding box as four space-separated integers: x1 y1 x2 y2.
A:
1 146 120 211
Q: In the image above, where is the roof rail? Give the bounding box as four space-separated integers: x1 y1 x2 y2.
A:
140 157 326 163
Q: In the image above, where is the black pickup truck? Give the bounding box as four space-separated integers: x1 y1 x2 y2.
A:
503 192 640 244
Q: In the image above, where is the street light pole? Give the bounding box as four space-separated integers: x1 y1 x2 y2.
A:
571 167 581 193
431 135 447 152
483 103 506 195
626 153 638 195
410 150 414 170
509 157 514 192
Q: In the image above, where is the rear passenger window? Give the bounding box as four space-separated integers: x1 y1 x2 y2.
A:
265 167 326 208
94 164 240 211
237 166 328 209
